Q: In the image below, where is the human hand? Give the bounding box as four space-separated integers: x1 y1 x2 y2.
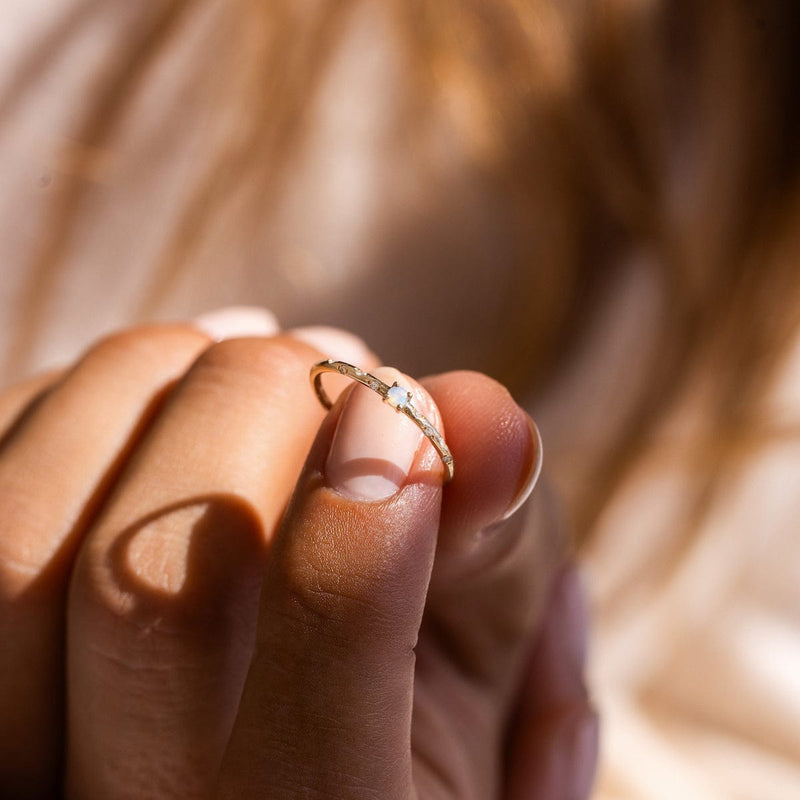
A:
0 315 596 799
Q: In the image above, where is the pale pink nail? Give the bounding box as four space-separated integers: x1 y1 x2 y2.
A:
288 326 372 366
326 367 434 501
192 306 280 341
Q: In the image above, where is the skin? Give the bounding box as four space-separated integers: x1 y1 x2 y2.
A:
0 321 596 799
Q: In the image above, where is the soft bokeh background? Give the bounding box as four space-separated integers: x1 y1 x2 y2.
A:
1 2 799 798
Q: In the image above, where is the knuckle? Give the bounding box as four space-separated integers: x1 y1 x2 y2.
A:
194 335 306 379
0 534 45 597
82 325 210 375
0 495 68 599
187 336 312 399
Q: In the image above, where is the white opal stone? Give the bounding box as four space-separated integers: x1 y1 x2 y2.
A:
386 385 411 408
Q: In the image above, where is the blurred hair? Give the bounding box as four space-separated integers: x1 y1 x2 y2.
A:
9 0 800 547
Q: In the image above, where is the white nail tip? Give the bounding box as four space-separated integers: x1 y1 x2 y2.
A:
289 326 371 366
192 306 280 341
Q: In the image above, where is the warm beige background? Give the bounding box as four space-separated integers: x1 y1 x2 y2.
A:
1 3 798 797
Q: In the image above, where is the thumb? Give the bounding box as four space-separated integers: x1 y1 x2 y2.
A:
218 367 445 800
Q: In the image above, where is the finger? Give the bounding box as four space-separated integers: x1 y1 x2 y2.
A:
219 367 447 799
193 304 379 400
426 371 543 559
191 303 377 380
65 333 375 799
390 371 564 799
504 563 599 800
0 368 63 442
0 326 211 799
419 372 560 689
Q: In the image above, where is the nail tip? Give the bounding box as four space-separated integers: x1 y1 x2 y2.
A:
192 306 280 341
499 416 543 522
289 326 372 366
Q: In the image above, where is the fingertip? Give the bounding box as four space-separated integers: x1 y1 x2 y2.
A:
423 371 541 547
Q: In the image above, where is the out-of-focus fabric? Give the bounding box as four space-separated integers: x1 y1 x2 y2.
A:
587 335 800 800
1 5 798 799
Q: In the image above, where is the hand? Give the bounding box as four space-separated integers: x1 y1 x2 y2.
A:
0 316 596 799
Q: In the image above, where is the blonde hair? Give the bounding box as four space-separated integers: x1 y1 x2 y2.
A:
8 0 800 549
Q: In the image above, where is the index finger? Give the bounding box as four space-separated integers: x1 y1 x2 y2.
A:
65 333 378 798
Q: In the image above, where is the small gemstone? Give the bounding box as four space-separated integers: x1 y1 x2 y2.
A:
337 364 347 374
368 379 380 391
386 385 411 409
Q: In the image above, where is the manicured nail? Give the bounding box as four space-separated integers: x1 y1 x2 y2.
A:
192 306 280 341
499 416 543 522
326 367 435 501
288 326 373 366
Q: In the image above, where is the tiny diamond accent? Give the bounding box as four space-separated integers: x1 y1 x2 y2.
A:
337 364 347 374
368 379 380 391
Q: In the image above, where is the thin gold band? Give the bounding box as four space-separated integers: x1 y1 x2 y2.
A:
310 359 454 481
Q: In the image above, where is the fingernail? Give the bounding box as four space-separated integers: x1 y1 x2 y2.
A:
288 326 373 366
192 306 280 341
562 710 600 800
499 416 543 522
326 367 434 501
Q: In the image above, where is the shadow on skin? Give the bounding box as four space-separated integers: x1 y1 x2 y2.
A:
103 495 267 637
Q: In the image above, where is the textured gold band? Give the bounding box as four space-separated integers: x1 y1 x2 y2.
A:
310 359 454 481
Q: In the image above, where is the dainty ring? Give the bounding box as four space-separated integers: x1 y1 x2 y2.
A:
310 359 454 481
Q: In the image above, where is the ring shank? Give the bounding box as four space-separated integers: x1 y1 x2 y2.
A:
309 360 454 481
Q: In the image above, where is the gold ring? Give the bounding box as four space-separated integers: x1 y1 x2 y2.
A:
310 360 454 481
